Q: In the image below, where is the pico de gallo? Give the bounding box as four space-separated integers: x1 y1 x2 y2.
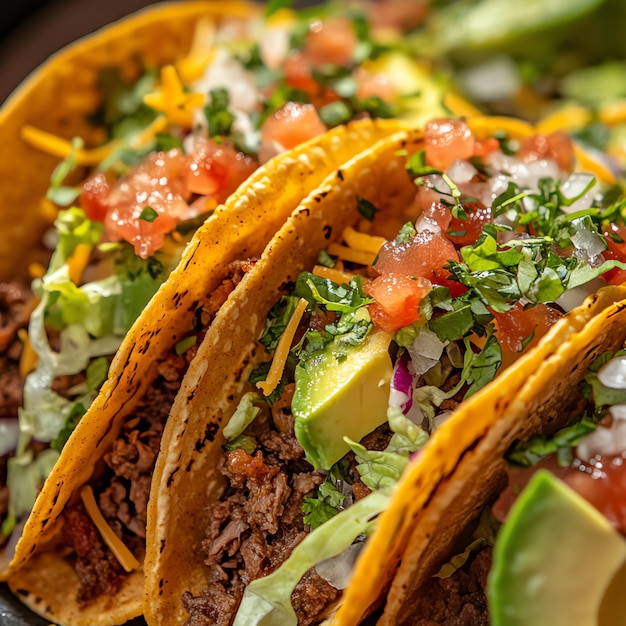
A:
0 0 448 581
180 117 626 625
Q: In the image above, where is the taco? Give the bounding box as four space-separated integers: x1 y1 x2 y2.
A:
366 286 626 626
0 1 426 623
140 114 626 626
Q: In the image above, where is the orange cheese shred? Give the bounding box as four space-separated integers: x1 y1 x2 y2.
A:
256 297 309 397
342 226 386 254
17 329 38 378
326 243 377 267
21 115 168 166
67 243 92 285
312 265 356 285
80 485 140 573
573 144 616 186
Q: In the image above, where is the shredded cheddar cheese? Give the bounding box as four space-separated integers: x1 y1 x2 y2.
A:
176 16 217 84
535 105 593 134
467 115 535 140
143 65 205 128
342 226 386 255
67 243 92 285
443 91 483 119
80 485 140 573
312 264 355 284
599 100 626 126
256 297 309 397
326 243 377 267
17 329 38 378
573 144 616 186
21 115 167 166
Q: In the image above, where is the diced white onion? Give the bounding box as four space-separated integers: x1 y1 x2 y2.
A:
598 356 626 389
315 541 365 590
577 405 626 462
458 56 521 102
570 226 606 261
447 159 477 185
560 172 596 213
407 327 445 376
555 277 606 312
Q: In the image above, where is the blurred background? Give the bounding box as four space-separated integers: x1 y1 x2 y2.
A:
2 0 157 103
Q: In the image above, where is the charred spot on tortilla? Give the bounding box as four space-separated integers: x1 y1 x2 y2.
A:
299 207 311 217
15 588 29 597
337 169 345 181
194 438 206 453
186 390 195 402
323 224 333 239
186 459 194 472
166 467 179 487
204 422 219 443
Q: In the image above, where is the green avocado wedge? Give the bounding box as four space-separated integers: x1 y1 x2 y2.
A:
292 327 393 471
487 469 626 626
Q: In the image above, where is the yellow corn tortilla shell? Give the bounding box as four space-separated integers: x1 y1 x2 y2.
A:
144 117 626 625
3 114 408 626
334 284 626 625
0 0 259 283
143 127 426 625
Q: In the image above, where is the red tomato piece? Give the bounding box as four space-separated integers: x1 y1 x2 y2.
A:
375 229 459 282
492 302 562 353
80 172 111 223
260 102 328 151
302 17 358 67
424 118 475 170
366 273 432 332
183 136 256 203
517 131 574 171
565 455 626 534
447 201 492 246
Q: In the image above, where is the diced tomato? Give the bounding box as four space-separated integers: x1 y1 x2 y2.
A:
431 274 468 298
260 102 328 152
367 0 428 32
472 136 500 159
424 118 475 170
374 229 459 283
447 201 492 246
182 136 256 202
366 273 432 332
80 138 257 259
355 68 397 102
301 17 358 67
80 172 111 223
600 225 626 285
495 454 626 534
492 302 562 354
282 53 335 105
565 454 626 534
517 131 574 172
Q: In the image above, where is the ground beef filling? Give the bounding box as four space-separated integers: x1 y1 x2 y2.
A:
411 546 492 626
0 281 35 541
63 260 257 605
183 394 394 626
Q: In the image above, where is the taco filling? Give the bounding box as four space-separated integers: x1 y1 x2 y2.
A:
410 344 626 626
178 117 626 625
0 1 439 599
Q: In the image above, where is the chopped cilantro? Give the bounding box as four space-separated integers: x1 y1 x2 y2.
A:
139 206 158 222
356 195 380 222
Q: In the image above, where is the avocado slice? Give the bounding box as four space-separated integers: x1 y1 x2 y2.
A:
292 328 393 471
487 469 626 626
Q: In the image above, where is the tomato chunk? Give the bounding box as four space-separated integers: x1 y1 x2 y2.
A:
517 131 574 171
375 229 459 282
492 302 562 353
260 102 328 152
366 273 432 332
447 201 492 246
424 118 475 170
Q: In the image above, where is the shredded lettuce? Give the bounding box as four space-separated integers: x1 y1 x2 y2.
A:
223 392 262 440
232 489 391 626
